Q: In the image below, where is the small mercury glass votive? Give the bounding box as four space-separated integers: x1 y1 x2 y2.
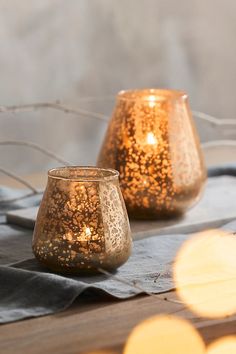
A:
98 89 207 219
32 167 132 274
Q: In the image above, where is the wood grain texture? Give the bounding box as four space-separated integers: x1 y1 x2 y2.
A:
1 172 236 353
0 292 235 354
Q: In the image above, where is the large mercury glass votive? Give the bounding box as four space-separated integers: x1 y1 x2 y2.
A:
32 167 132 273
98 89 206 219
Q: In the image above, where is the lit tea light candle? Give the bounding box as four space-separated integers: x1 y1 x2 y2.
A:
76 226 92 242
85 226 91 239
32 167 132 273
146 132 157 145
148 95 156 108
98 89 206 219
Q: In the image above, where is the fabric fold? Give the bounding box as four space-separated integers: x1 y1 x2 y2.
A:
0 233 188 323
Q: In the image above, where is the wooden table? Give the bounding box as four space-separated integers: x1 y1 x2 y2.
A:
0 174 236 354
0 293 236 354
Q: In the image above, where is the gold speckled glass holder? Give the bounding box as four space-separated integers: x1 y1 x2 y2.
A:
32 167 132 274
98 89 207 219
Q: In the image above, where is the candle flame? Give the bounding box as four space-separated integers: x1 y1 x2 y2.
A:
148 95 156 108
146 132 157 145
85 227 91 237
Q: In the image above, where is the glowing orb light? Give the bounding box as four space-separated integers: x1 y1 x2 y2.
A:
123 315 205 354
174 229 236 318
207 336 236 354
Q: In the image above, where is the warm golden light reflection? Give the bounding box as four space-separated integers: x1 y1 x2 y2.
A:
98 89 206 219
85 226 91 237
174 229 236 318
32 167 132 273
207 336 236 354
123 315 205 354
146 132 157 145
148 95 156 108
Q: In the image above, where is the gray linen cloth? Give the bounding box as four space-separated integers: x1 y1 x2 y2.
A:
0 186 191 324
0 222 188 323
0 175 236 324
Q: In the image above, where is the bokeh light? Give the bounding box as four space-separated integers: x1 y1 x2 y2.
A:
207 336 236 354
123 315 205 354
174 229 236 318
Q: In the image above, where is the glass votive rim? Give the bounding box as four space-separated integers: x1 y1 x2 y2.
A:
48 166 119 182
117 88 188 102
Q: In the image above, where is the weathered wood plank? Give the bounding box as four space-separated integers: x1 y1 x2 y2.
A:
0 293 235 354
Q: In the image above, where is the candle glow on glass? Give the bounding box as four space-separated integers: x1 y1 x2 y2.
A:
148 95 156 108
146 131 157 145
32 167 132 273
85 227 91 237
77 226 92 242
98 89 206 219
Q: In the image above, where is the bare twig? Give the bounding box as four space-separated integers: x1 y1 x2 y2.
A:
0 102 109 122
193 110 236 126
0 191 43 205
0 140 72 203
0 167 38 194
0 140 72 166
0 100 234 316
202 140 236 149
76 95 115 102
0 99 235 127
0 139 72 203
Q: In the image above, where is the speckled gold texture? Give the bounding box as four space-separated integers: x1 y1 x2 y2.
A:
32 167 132 273
98 89 206 219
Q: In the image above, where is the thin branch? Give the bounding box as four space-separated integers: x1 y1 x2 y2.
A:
0 140 72 203
0 100 235 127
0 102 109 122
0 167 38 194
0 140 72 166
76 95 115 102
202 140 236 149
0 191 43 205
193 110 236 126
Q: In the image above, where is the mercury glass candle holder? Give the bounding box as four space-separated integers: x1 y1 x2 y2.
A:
32 167 132 273
98 89 206 219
